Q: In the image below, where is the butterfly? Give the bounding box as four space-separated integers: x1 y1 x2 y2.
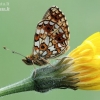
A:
22 6 70 66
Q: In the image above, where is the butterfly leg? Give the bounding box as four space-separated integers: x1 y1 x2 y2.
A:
55 58 62 60
55 56 69 60
32 60 37 78
40 57 53 67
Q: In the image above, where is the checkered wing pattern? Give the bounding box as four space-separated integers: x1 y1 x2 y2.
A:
33 6 70 59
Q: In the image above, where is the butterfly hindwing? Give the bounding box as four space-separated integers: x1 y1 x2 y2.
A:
33 6 70 59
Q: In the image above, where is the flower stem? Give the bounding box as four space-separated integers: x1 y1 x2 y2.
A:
0 57 78 97
0 77 34 97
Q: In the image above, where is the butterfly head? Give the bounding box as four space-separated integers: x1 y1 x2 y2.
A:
22 56 33 65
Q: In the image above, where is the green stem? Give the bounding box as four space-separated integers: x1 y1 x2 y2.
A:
0 77 34 97
0 58 78 97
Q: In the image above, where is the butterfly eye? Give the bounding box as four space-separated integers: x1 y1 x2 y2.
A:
27 58 32 63
22 58 33 65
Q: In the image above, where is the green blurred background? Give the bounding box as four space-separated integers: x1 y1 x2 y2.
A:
0 0 100 100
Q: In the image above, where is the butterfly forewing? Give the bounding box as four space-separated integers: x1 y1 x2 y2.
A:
33 6 70 59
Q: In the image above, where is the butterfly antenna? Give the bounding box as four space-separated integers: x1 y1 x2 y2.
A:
3 46 26 58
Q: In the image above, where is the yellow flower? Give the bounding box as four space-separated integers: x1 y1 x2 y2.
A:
67 32 100 90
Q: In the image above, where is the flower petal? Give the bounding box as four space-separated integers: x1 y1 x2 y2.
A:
67 32 100 90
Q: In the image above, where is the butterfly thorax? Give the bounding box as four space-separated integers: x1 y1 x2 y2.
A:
22 54 48 66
